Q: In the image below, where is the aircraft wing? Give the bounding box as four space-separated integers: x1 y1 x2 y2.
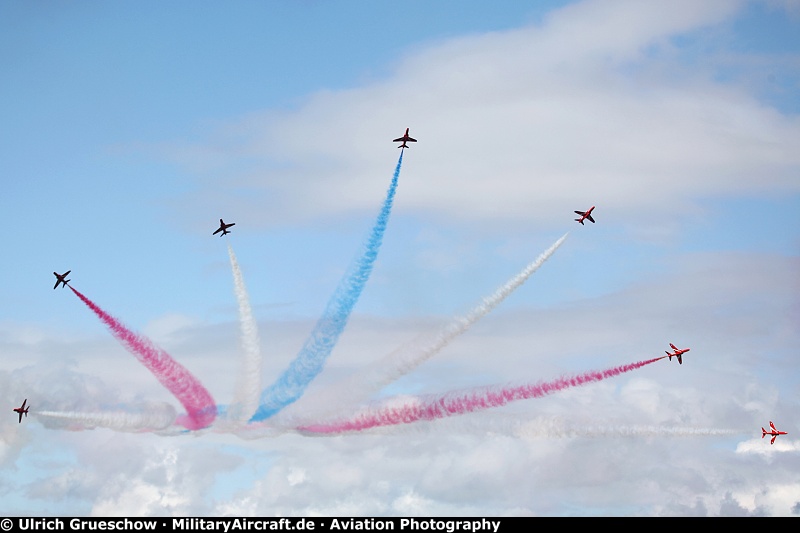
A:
771 435 777 445
213 227 222 235
770 421 777 431
54 279 60 289
586 214 595 223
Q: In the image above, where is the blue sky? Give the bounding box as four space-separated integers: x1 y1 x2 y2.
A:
1 0 799 517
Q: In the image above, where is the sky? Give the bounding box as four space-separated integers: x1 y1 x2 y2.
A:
0 0 799 517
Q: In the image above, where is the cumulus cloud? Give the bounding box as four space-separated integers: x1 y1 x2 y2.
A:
162 0 799 231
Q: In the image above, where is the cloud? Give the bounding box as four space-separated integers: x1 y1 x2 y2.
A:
159 0 798 231
3 245 797 516
736 438 800 454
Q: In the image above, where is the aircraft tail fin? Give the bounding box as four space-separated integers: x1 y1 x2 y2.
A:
762 428 767 437
575 218 584 225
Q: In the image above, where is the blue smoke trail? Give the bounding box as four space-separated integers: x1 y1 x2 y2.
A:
250 151 404 422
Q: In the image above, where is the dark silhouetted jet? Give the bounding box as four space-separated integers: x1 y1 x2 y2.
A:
53 270 71 289
213 219 235 237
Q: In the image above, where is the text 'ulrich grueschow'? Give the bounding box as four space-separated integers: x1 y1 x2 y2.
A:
16 519 157 531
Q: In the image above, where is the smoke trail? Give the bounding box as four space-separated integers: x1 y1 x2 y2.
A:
300 356 666 434
36 403 176 432
251 151 404 422
518 424 742 439
69 286 217 430
508 416 742 439
302 413 741 440
276 233 569 424
226 243 262 424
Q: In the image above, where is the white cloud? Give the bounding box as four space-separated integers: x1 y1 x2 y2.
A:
736 437 800 454
162 0 798 232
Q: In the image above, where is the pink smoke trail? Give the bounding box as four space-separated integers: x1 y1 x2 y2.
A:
69 286 217 430
301 356 666 434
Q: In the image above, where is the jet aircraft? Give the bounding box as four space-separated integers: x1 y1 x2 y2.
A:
393 128 417 149
213 219 235 237
665 343 690 364
762 421 787 445
574 206 596 225
13 399 29 423
53 270 71 289
761 420 786 444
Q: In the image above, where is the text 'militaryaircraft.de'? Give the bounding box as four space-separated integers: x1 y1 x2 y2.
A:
665 343 690 364
213 219 235 237
393 128 417 149
574 206 596 225
53 270 71 289
13 399 29 423
762 421 787 445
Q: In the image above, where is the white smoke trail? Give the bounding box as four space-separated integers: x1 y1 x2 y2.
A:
511 418 742 439
290 412 741 440
275 233 569 425
226 243 263 424
36 403 177 432
441 413 741 440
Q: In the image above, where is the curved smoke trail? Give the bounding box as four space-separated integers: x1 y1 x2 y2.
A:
250 151 404 422
69 286 217 430
276 233 569 424
300 356 667 434
36 403 177 432
226 243 263 424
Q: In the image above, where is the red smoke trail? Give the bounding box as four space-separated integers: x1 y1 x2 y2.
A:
301 356 667 434
69 286 217 430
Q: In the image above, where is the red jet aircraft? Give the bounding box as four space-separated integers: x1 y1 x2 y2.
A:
13 399 29 423
53 270 71 289
574 206 596 225
213 219 235 237
665 343 690 364
762 421 787 445
392 128 417 149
